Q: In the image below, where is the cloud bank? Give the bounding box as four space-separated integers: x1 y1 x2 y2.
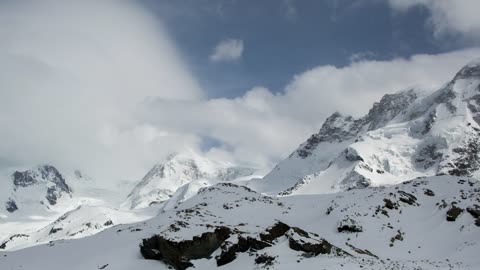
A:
1 0 479 185
0 0 202 182
142 48 480 169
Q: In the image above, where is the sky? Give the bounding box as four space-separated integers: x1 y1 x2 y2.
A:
0 0 479 183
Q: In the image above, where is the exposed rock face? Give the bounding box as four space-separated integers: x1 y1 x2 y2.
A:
141 222 348 269
466 205 480 219
446 205 464 221
296 113 364 158
5 198 18 213
13 165 70 194
337 218 363 233
398 191 418 206
447 138 480 177
453 62 480 81
141 227 232 270
364 89 417 131
296 90 417 160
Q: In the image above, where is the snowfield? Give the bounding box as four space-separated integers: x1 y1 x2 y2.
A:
0 176 479 269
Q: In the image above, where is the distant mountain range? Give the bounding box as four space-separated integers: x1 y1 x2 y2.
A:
1 60 480 269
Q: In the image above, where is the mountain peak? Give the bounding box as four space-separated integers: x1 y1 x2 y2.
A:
123 150 256 209
258 59 480 196
12 165 71 194
453 58 480 81
5 165 72 213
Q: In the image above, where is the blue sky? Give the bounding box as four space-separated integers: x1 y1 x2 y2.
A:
141 0 478 98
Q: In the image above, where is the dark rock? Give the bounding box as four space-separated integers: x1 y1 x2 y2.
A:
446 205 464 221
12 171 37 187
384 198 396 210
421 110 437 135
5 198 18 213
259 222 291 242
142 221 348 269
453 62 480 81
364 89 417 130
424 189 435 196
104 220 114 226
398 191 417 205
389 230 405 247
345 149 364 162
337 218 363 233
448 139 480 177
0 234 28 249
345 243 379 259
466 205 480 219
216 236 271 266
255 254 275 266
49 227 63 235
288 236 334 257
140 227 232 270
46 186 60 205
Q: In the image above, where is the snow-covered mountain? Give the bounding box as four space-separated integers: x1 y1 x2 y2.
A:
123 150 256 209
0 151 257 251
1 165 73 215
1 60 480 269
1 176 478 269
251 59 480 196
0 205 155 251
0 165 155 251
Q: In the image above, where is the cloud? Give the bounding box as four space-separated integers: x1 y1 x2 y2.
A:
209 39 244 62
388 0 480 40
141 48 480 169
2 1 479 185
0 0 202 183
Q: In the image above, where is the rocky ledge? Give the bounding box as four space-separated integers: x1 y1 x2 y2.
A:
140 221 348 270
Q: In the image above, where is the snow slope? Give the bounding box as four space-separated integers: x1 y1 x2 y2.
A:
0 165 153 251
123 150 256 209
251 60 480 196
0 176 478 269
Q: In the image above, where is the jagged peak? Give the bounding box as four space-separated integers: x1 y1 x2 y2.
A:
453 58 480 81
364 88 418 130
12 164 70 193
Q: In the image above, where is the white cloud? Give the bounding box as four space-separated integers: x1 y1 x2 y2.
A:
2 1 479 184
209 39 244 62
141 48 480 169
0 0 202 183
388 0 480 40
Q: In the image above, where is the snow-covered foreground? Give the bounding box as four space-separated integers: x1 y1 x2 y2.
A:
1 176 478 269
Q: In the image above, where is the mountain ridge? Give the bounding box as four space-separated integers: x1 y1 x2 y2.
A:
251 59 480 196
